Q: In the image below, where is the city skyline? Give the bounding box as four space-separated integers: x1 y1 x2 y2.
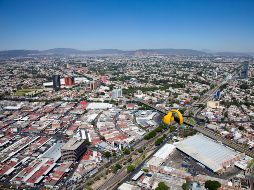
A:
0 0 254 52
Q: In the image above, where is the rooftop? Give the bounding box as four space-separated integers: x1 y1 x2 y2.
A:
176 134 242 172
61 138 85 151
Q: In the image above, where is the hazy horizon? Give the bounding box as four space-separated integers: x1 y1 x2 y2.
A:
1 47 254 54
1 0 254 52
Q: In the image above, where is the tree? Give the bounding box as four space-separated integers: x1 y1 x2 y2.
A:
123 148 130 155
115 163 122 170
155 182 170 190
205 180 221 190
127 157 132 162
127 165 135 173
113 164 122 173
182 181 190 190
138 148 143 153
142 168 149 173
155 126 163 133
100 136 106 141
238 126 244 131
104 151 111 158
144 130 156 140
170 125 177 132
155 137 164 146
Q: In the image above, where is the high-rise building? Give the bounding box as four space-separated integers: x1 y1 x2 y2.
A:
112 88 122 99
52 75 61 91
240 62 250 79
64 76 75 86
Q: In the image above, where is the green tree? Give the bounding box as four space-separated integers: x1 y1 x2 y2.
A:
138 148 143 153
142 168 149 173
127 165 135 173
182 182 190 190
104 151 111 158
170 125 177 132
155 126 163 133
155 182 170 190
205 180 221 190
123 148 130 155
113 163 122 173
144 130 156 140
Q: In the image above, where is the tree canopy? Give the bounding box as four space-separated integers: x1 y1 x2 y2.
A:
155 182 170 190
205 180 221 190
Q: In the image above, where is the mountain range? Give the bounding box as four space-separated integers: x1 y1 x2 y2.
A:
0 48 253 58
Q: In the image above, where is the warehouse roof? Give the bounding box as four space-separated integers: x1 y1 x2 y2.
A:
153 143 175 160
176 134 241 172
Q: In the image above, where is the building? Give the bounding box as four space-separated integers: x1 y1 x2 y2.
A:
176 134 244 173
61 138 86 162
147 144 175 171
90 80 101 90
112 88 122 99
64 76 75 86
240 62 250 79
100 75 109 84
207 101 220 109
52 75 61 91
118 183 141 190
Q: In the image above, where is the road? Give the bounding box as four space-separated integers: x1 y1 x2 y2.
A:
97 127 174 190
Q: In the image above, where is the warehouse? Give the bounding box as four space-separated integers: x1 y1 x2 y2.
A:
147 144 175 171
175 134 244 173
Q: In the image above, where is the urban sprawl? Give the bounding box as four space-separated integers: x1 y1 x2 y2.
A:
0 55 254 190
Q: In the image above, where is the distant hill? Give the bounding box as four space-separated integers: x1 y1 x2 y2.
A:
212 51 252 57
0 48 253 58
131 49 207 56
42 48 83 55
0 50 39 58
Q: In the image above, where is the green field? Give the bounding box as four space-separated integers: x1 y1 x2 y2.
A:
14 88 41 96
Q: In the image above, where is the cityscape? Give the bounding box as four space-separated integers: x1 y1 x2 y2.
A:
0 1 254 190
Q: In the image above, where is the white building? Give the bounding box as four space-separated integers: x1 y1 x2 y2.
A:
112 88 122 99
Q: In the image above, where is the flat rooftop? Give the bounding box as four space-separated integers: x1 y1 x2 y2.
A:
61 138 85 151
175 134 242 172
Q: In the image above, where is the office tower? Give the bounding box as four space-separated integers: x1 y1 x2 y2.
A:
240 62 250 79
52 75 61 91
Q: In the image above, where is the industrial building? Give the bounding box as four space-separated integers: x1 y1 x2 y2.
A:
147 143 175 171
61 138 86 162
175 134 244 173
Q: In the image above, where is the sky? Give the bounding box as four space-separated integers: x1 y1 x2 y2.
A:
0 0 254 52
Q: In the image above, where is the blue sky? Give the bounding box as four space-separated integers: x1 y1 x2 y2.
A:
0 0 254 52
